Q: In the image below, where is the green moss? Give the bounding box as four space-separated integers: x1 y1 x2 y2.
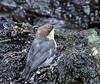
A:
85 29 100 59
86 29 100 44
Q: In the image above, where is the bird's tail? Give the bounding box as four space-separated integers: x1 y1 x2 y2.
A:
15 65 31 83
22 64 32 81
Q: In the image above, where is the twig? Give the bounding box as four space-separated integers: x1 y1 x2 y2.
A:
0 39 13 43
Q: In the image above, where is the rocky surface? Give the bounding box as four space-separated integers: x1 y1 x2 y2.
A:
0 0 100 84
0 16 100 84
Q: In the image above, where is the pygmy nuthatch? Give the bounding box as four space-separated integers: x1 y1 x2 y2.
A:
23 23 57 81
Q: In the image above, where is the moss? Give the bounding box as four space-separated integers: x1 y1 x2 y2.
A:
86 29 100 44
83 29 100 59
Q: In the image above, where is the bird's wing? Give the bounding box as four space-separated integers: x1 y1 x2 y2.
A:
27 39 55 71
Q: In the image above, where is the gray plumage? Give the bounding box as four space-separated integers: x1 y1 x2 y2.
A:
22 24 56 81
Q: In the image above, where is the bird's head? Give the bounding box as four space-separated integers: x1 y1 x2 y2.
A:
36 24 55 40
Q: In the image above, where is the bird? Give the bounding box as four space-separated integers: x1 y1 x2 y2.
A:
22 23 57 81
